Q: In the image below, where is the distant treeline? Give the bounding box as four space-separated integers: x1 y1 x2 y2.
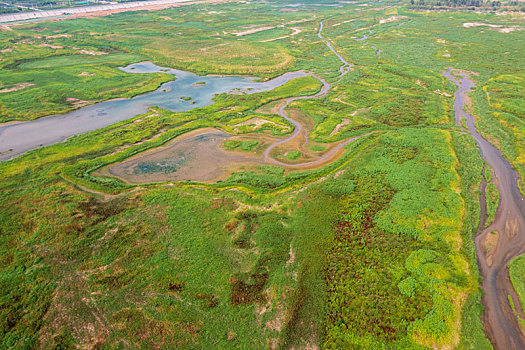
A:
409 0 525 11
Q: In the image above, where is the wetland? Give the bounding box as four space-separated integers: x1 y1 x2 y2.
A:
0 62 308 161
1 1 525 349
444 68 525 349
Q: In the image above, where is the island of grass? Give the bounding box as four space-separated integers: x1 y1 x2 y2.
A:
310 144 326 152
223 139 259 152
286 150 301 160
509 254 525 325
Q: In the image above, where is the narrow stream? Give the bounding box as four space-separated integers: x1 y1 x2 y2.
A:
319 20 352 76
263 20 366 167
355 28 382 57
443 68 525 349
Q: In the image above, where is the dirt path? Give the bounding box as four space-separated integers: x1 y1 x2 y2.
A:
443 68 525 349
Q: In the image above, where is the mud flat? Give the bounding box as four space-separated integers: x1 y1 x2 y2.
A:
443 68 525 349
102 128 265 183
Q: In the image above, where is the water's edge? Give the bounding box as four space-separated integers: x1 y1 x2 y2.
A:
443 68 525 349
0 63 308 161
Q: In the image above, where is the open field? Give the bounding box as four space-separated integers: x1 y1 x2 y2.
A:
1 0 525 348
509 254 525 328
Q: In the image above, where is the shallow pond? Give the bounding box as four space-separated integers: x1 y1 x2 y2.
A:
105 128 264 183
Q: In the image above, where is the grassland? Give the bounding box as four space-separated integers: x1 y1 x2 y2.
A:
0 120 484 348
509 254 525 324
2 0 525 348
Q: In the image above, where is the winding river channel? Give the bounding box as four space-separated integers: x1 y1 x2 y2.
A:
1 19 368 172
105 20 371 183
0 65 308 161
263 20 362 167
443 68 525 349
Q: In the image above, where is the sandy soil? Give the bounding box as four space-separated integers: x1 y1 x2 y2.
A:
329 119 351 137
39 43 64 49
231 26 275 36
463 22 523 33
45 34 72 39
261 27 302 42
77 49 105 55
379 15 407 24
331 19 355 27
434 89 452 97
0 82 35 94
78 71 96 77
65 97 91 107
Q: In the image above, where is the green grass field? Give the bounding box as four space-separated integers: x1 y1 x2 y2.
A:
509 254 525 315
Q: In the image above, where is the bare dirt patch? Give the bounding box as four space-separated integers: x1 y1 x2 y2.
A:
0 82 35 93
331 19 355 27
66 97 91 107
261 27 302 42
77 49 106 56
45 34 71 39
434 89 452 97
231 26 275 36
234 117 290 132
78 71 96 77
463 22 523 33
328 119 351 137
379 15 407 24
39 43 64 49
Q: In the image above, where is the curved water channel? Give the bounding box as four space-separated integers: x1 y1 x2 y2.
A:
0 65 308 161
106 20 370 182
443 68 525 349
263 20 361 167
1 19 369 173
